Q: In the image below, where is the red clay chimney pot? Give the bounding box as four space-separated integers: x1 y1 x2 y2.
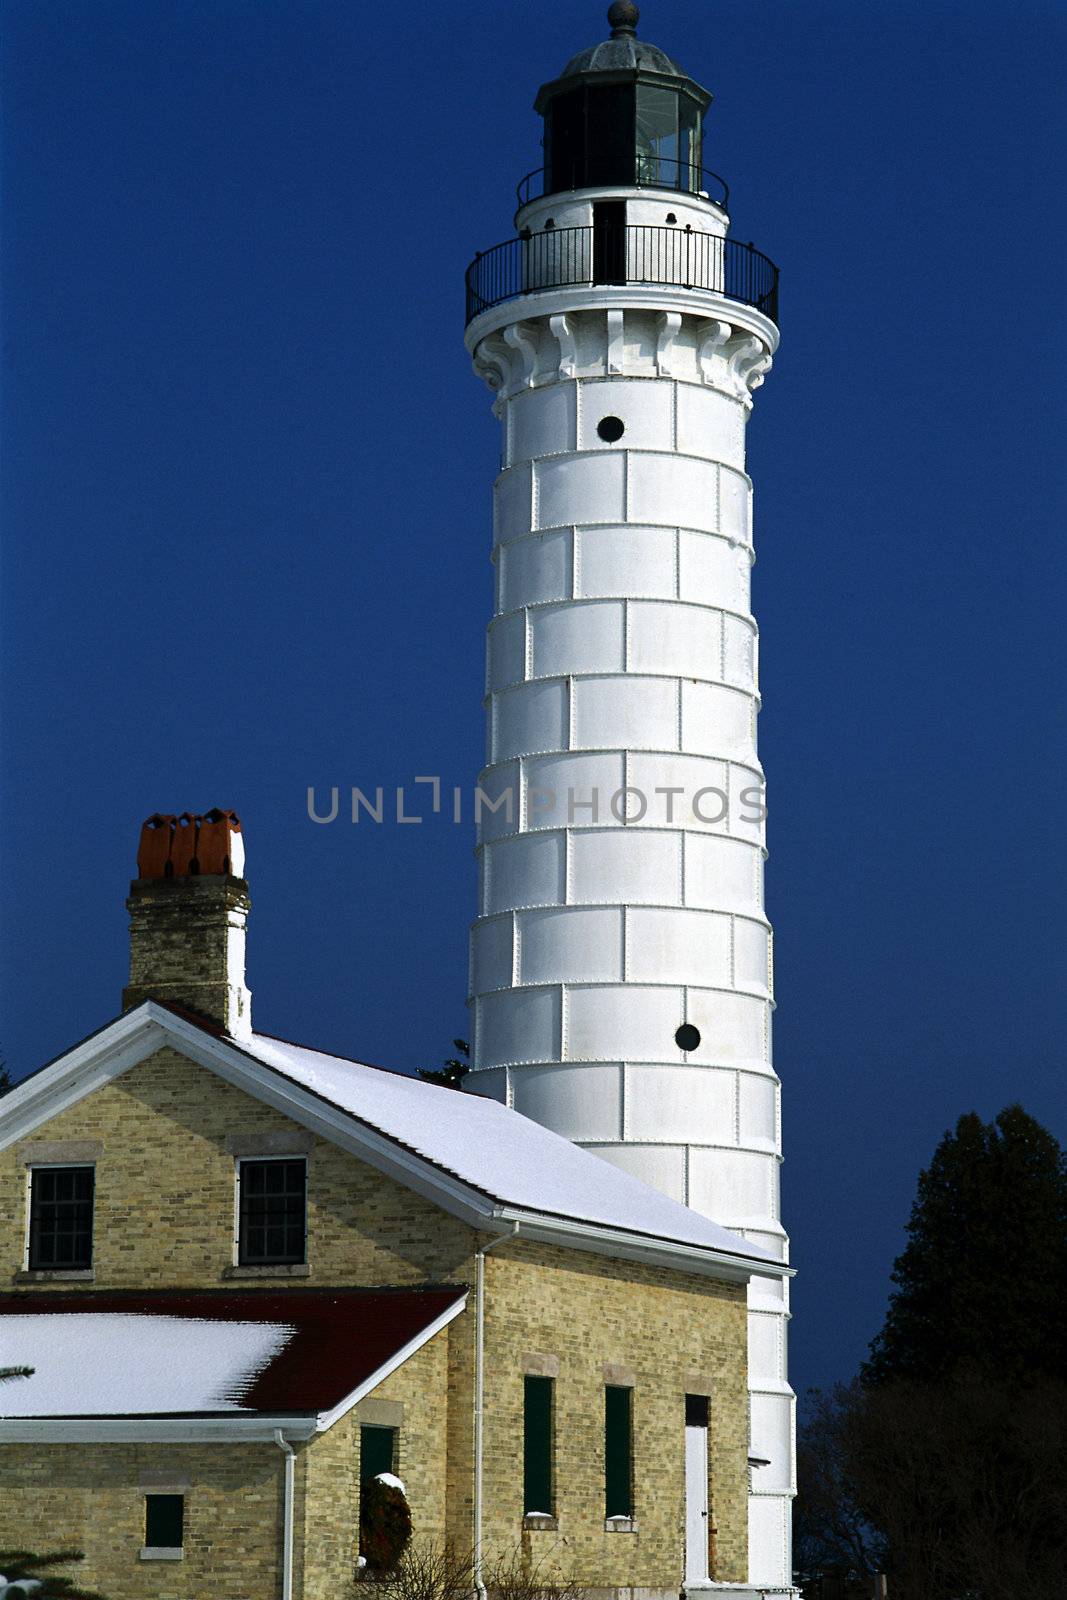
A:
135 810 244 880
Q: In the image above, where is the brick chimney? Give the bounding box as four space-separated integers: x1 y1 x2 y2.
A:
123 810 252 1037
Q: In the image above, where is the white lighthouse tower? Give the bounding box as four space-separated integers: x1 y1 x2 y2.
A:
464 5 793 1590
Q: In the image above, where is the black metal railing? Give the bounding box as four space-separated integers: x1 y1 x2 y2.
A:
517 159 730 211
465 224 779 326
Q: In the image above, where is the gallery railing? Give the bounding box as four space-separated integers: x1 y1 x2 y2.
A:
465 224 779 326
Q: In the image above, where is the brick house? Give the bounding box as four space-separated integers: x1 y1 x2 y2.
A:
0 813 787 1598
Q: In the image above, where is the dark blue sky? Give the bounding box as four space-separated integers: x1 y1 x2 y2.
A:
3 0 1065 1399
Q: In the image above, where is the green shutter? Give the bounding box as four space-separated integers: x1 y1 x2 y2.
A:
361 1424 397 1483
523 1375 553 1514
145 1494 184 1548
604 1385 633 1518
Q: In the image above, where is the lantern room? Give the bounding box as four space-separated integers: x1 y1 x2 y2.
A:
531 2 714 202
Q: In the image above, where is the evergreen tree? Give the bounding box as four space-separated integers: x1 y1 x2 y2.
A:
0 1056 12 1096
799 1105 1067 1597
0 1550 106 1598
863 1104 1067 1386
417 1038 469 1091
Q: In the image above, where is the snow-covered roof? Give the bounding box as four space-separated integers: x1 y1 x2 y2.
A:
0 1312 289 1416
244 1031 772 1266
0 1287 465 1423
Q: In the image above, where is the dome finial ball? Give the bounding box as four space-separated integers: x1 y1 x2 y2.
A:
608 1 640 38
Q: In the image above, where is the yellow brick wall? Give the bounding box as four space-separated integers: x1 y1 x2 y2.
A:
0 1046 475 1289
479 1240 750 1588
368 1334 452 1549
298 1334 453 1598
0 1441 285 1598
300 1415 358 1599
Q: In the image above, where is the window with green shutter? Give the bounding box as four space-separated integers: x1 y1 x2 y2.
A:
604 1385 633 1519
361 1424 397 1482
523 1375 554 1515
144 1493 184 1549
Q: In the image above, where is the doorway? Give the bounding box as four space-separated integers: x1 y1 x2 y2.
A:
684 1393 710 1586
593 200 626 286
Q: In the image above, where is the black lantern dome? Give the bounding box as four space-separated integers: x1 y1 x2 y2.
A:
534 3 713 199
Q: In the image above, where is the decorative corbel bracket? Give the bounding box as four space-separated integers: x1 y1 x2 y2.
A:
698 319 733 386
606 309 625 375
655 311 683 377
472 334 511 395
503 322 539 391
728 335 773 400
549 313 578 380
697 320 773 404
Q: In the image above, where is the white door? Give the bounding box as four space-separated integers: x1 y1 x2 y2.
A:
685 1421 709 1585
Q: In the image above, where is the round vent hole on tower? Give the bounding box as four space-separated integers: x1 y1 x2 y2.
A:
666 212 677 224
597 415 625 443
675 1023 701 1053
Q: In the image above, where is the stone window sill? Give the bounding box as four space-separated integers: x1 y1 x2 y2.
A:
16 1269 94 1284
140 1548 183 1562
222 1263 310 1280
604 1517 638 1533
523 1515 558 1531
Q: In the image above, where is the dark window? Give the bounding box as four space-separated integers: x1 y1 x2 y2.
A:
360 1424 397 1483
238 1158 306 1265
145 1494 184 1549
604 1384 633 1518
523 1375 554 1514
686 1393 710 1427
675 1023 701 1053
28 1166 94 1270
597 416 625 443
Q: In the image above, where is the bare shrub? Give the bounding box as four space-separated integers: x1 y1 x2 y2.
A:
483 1547 584 1600
362 1541 477 1600
360 1542 588 1600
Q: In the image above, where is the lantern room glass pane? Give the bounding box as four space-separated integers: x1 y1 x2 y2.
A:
547 88 586 192
635 86 703 192
636 86 678 187
680 100 703 191
586 84 636 187
546 84 636 193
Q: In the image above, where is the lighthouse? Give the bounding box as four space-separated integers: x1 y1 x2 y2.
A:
464 5 793 1590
